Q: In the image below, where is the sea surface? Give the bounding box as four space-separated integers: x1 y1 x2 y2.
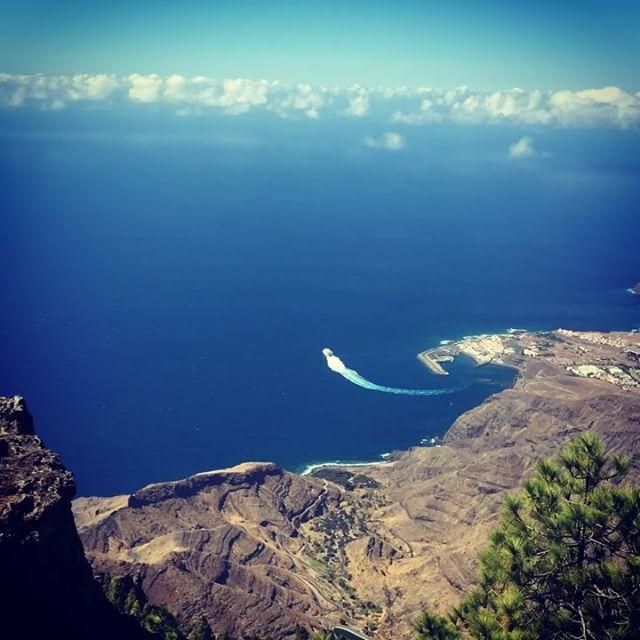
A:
1 112 639 495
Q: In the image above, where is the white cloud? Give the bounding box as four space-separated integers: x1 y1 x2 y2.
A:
269 83 330 119
70 74 119 101
47 99 66 111
0 73 639 129
509 136 536 159
364 131 406 150
216 78 270 114
164 74 189 102
0 73 119 109
127 74 276 114
128 73 162 103
392 85 640 128
345 87 370 117
547 86 640 127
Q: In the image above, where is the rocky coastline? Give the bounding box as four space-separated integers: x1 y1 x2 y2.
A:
3 328 640 640
71 328 640 639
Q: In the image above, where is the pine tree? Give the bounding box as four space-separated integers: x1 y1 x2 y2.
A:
142 603 186 640
188 616 215 640
310 631 334 640
129 598 142 619
125 586 143 616
414 612 460 640
416 434 640 640
103 575 129 610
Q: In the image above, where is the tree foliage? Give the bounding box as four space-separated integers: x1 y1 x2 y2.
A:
310 632 334 640
102 574 187 640
188 616 215 640
414 611 461 640
416 434 640 640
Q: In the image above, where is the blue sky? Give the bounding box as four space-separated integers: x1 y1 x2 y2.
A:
2 0 639 90
1 2 639 132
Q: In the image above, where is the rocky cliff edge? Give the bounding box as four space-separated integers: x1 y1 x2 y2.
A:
0 396 149 640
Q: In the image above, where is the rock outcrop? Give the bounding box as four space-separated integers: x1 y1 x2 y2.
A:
0 396 148 640
73 330 640 640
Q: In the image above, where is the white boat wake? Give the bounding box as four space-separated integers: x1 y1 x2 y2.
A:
322 348 455 396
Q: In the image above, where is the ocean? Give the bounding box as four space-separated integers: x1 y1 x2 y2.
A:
1 112 639 495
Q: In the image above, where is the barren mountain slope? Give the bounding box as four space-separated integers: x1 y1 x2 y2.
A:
74 463 344 638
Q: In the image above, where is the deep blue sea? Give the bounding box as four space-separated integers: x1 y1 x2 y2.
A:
1 112 639 495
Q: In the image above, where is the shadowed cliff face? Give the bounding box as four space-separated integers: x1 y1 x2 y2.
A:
73 330 640 640
0 396 148 640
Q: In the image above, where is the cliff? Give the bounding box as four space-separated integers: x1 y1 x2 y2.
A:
72 329 640 640
0 396 149 640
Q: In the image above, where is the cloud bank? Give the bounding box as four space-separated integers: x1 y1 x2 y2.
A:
1 73 639 128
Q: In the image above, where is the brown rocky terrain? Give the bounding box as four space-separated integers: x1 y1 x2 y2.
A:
74 462 343 638
73 329 640 640
0 396 150 640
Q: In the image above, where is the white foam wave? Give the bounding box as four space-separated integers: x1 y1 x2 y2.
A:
299 459 391 476
322 348 456 396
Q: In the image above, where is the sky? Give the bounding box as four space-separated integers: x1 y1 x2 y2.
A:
0 3 639 138
1 1 639 90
